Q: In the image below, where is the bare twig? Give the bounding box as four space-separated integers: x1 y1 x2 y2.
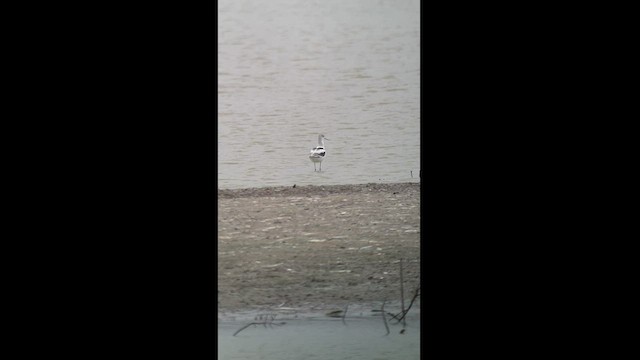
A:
233 314 285 336
373 308 403 320
386 311 402 321
394 287 420 324
381 301 390 336
342 304 348 326
233 322 259 337
399 258 406 328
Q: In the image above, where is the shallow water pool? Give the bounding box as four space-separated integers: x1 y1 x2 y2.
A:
218 310 420 360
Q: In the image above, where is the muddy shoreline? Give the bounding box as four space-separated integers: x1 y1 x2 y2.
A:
218 182 420 314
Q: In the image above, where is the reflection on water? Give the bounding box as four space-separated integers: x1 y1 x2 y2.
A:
219 0 420 189
219 311 420 360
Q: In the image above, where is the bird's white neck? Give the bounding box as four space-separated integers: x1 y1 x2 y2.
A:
317 135 325 147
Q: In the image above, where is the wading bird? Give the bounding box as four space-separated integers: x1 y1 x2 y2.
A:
309 134 329 171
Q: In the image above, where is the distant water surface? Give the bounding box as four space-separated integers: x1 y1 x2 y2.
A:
219 0 420 189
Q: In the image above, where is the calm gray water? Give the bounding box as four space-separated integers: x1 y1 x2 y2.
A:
219 0 420 189
218 306 420 360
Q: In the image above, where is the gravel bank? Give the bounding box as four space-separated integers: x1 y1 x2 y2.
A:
218 182 421 313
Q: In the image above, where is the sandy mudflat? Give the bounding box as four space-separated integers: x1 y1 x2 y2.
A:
218 182 420 314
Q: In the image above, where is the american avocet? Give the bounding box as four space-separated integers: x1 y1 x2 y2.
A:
309 134 329 171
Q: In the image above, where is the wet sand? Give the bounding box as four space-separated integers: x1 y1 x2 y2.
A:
218 182 420 315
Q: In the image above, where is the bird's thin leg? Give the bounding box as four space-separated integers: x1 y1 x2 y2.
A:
313 163 317 171
319 162 322 172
